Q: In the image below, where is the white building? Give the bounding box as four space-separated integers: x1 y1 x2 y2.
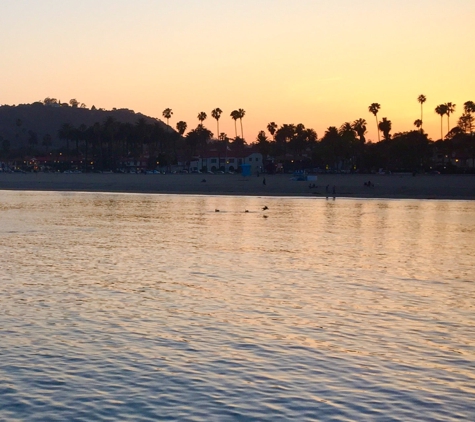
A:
190 150 263 174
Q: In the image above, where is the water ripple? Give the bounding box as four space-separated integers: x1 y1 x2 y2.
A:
0 192 474 421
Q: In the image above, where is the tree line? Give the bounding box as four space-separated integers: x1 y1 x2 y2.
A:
1 97 474 173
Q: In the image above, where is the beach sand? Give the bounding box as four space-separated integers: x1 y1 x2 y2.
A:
1 172 474 200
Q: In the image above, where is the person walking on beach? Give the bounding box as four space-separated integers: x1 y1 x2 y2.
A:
332 185 336 200
263 177 266 185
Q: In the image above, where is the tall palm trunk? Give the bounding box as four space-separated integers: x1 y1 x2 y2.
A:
440 115 443 141
420 103 424 133
374 115 379 142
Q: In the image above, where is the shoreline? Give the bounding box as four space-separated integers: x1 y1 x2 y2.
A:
1 172 475 200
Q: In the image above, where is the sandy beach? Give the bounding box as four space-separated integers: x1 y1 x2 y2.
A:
1 172 475 200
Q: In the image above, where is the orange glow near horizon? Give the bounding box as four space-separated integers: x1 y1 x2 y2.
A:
1 0 474 143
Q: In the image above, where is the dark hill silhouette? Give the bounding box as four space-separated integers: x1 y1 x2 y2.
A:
0 102 168 149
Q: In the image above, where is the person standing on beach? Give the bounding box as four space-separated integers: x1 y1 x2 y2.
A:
332 185 336 200
263 177 266 185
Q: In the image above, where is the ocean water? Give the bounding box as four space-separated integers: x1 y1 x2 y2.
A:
0 191 474 421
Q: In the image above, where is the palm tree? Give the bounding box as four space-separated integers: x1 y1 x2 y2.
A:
15 118 23 147
267 122 278 138
230 110 240 138
237 108 246 139
414 119 422 130
444 102 456 133
176 121 187 136
197 112 207 127
162 108 173 128
368 103 381 141
211 108 222 139
464 101 475 135
58 123 74 154
417 95 426 132
463 101 475 168
378 117 392 141
435 104 448 140
458 113 473 133
464 101 475 114
42 133 52 152
351 118 367 144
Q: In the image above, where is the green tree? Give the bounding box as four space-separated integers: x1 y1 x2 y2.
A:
211 108 222 139
368 103 381 142
417 94 426 132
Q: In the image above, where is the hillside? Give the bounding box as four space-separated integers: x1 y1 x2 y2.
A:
0 102 168 149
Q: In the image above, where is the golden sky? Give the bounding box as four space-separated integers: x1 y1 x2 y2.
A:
1 0 474 142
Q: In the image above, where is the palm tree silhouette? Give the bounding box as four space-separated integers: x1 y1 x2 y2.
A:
197 112 207 127
435 104 448 140
267 122 278 139
464 101 475 136
368 103 381 142
237 109 246 139
444 102 456 134
417 95 426 132
414 119 422 130
463 101 475 167
465 101 475 115
162 108 173 128
230 110 240 138
352 119 367 144
58 122 74 154
176 121 187 135
211 108 222 140
378 117 392 141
